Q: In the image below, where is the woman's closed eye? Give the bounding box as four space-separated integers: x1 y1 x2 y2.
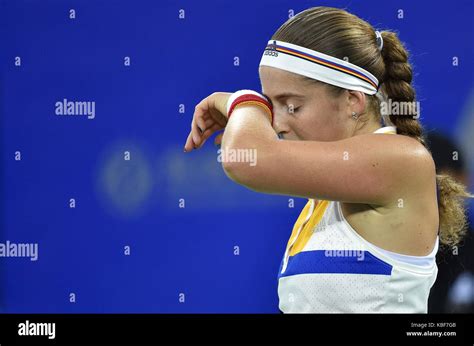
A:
287 104 301 114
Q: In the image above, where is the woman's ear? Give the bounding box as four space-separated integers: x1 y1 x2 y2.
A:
347 90 366 116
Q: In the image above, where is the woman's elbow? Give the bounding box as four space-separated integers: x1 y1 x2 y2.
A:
222 160 249 184
222 160 263 192
220 134 275 193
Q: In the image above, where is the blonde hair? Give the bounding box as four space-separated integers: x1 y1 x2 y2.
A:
272 6 473 247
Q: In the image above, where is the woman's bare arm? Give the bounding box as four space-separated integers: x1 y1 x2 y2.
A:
221 105 435 206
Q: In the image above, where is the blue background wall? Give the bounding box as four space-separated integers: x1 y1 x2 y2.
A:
0 0 472 312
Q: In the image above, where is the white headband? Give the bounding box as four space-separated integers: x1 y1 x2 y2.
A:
259 40 379 95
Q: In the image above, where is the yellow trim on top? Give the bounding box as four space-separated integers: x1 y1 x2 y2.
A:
285 199 313 252
288 200 330 257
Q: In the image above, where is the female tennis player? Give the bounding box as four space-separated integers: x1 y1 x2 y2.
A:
183 7 472 313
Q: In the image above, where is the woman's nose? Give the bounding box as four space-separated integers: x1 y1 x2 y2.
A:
272 110 290 138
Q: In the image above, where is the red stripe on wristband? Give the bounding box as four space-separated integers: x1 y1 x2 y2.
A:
227 94 273 125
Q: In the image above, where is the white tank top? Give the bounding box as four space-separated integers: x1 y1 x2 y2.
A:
278 126 439 313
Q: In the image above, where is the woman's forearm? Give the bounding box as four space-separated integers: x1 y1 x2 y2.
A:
220 105 278 190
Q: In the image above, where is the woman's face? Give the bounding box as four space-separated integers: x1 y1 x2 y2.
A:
259 66 356 141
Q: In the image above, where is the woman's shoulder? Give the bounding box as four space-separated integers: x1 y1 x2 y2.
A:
353 131 436 202
391 134 435 173
376 132 436 201
367 131 434 170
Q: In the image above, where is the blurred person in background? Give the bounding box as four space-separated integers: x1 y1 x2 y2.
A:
427 132 474 313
